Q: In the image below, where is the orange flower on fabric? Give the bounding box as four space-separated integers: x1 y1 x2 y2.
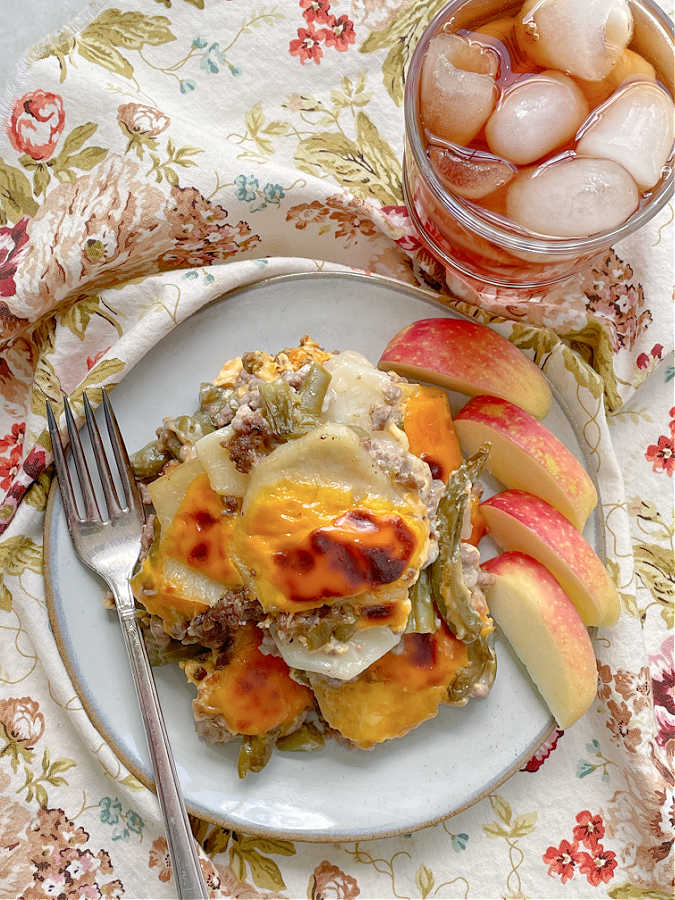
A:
148 836 172 883
0 422 25 492
578 845 618 886
8 90 65 160
289 25 324 64
321 15 356 51
0 695 44 747
573 810 605 849
310 860 360 900
542 839 582 884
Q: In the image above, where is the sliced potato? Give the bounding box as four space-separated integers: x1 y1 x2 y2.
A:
196 426 249 496
148 457 205 532
272 625 400 680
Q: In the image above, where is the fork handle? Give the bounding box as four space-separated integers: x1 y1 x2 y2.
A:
114 585 209 900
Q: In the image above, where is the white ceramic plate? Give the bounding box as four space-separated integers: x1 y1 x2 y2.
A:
45 272 600 841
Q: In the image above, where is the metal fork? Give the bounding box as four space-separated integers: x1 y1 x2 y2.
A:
47 391 209 900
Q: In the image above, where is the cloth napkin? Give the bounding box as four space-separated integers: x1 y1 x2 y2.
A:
0 1 672 898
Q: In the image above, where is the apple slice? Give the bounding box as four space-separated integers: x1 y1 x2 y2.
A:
455 395 597 530
379 318 551 418
481 490 619 626
482 551 597 728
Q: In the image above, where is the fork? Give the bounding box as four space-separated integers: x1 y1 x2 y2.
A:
46 391 209 900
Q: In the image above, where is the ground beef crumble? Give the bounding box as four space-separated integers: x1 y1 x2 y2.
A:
227 404 279 473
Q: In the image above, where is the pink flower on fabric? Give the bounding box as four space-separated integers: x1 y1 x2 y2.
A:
0 218 30 298
289 25 324 63
8 90 65 160
636 352 650 369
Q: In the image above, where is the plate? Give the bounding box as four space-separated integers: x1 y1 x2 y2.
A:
45 271 599 841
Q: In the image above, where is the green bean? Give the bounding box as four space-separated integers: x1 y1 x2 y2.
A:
259 380 296 435
430 444 491 642
406 568 436 634
276 724 325 752
130 441 169 479
259 364 332 440
296 363 331 419
427 444 496 703
198 382 232 423
447 635 496 705
237 731 279 778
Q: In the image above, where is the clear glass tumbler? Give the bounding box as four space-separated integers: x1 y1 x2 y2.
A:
403 0 674 289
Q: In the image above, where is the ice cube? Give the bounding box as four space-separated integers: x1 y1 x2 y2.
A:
421 34 498 146
576 80 674 189
575 49 656 108
506 156 639 237
485 71 589 165
428 141 517 199
515 0 633 82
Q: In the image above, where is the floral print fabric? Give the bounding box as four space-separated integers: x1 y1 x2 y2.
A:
0 0 672 897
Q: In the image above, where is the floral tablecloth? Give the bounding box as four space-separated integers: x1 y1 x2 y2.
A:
0 1 673 898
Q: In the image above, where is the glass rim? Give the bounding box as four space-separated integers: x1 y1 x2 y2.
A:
404 0 675 256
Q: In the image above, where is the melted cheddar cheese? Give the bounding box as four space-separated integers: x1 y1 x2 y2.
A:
232 479 427 613
182 624 312 735
131 555 210 626
162 473 242 587
403 386 462 483
310 626 468 748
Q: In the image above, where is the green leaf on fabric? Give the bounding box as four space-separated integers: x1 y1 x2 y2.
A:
0 159 38 224
0 535 43 577
482 821 509 838
203 826 231 857
239 850 285 891
60 123 98 156
0 582 11 612
415 865 434 899
633 541 675 618
60 147 108 173
511 811 538 837
294 112 401 205
561 345 604 402
509 323 560 367
31 356 61 417
491 794 512 825
62 295 122 341
610 884 673 899
564 322 621 412
78 9 175 79
359 0 448 105
32 164 51 198
24 472 52 511
68 358 126 417
78 35 134 78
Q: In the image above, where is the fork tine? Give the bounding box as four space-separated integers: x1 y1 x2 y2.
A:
63 397 101 521
46 400 82 524
82 392 122 519
102 389 140 511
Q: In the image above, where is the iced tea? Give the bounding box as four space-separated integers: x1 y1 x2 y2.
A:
404 0 674 286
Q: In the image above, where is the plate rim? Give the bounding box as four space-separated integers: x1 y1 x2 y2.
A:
45 269 571 842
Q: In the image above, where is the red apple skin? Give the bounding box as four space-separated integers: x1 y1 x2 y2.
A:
481 490 619 627
378 319 552 418
455 395 597 529
482 551 597 728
